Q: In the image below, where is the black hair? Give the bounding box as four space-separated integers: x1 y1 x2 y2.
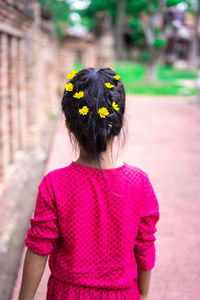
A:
61 67 126 171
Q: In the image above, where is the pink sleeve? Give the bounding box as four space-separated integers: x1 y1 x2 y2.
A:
134 173 160 270
24 174 60 256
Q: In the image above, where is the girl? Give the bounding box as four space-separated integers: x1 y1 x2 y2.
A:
19 67 160 300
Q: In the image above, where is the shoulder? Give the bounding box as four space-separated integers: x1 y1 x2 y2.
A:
122 163 149 188
45 166 68 177
41 163 73 184
124 162 148 178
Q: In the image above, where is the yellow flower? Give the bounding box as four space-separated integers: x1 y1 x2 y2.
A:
110 67 113 69
65 82 74 91
98 107 109 118
112 101 120 111
114 74 120 80
79 106 89 116
105 82 115 89
73 91 84 99
66 70 79 80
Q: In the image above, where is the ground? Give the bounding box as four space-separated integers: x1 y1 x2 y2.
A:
12 95 200 300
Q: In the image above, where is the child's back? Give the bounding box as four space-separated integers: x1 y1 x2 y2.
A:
25 161 159 299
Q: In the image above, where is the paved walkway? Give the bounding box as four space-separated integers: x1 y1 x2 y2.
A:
12 95 200 299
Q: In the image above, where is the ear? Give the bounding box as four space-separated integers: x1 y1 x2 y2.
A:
65 120 70 130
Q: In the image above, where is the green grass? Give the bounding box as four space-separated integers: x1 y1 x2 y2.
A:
114 61 197 96
158 65 197 80
114 61 145 82
74 62 83 71
125 81 196 96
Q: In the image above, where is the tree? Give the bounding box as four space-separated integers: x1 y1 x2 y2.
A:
188 0 200 69
79 0 126 60
115 0 126 60
127 0 167 81
81 0 167 80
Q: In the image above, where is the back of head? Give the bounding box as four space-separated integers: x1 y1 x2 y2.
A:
61 67 126 165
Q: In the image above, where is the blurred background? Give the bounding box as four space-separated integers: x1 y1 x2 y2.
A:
0 0 200 299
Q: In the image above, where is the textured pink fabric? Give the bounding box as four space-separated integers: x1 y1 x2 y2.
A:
24 162 160 299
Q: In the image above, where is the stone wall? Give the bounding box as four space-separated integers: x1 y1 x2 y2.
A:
0 1 59 182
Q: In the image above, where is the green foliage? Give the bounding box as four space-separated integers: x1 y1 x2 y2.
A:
153 37 167 48
154 26 161 35
80 16 94 32
131 32 146 46
141 51 151 61
129 18 142 30
36 0 70 38
126 1 148 17
79 0 116 31
166 0 191 8
81 0 161 31
129 18 145 46
81 0 170 57
127 0 161 16
166 0 183 7
87 0 116 18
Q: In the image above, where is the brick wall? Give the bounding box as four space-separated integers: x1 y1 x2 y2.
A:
0 1 60 181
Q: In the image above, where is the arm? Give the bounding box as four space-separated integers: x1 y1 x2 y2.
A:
18 249 48 300
135 173 160 300
20 174 60 299
137 267 152 299
134 214 158 299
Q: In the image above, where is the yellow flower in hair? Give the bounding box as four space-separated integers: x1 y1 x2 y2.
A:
112 101 120 111
114 74 120 80
110 67 113 69
73 91 84 99
65 82 74 91
79 106 89 116
98 107 109 118
105 82 115 89
66 70 79 80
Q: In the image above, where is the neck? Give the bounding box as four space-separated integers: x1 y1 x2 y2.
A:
75 141 123 169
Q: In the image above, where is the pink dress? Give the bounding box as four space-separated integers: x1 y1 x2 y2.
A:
24 162 160 299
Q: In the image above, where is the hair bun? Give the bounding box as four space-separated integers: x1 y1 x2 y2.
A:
96 128 107 153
